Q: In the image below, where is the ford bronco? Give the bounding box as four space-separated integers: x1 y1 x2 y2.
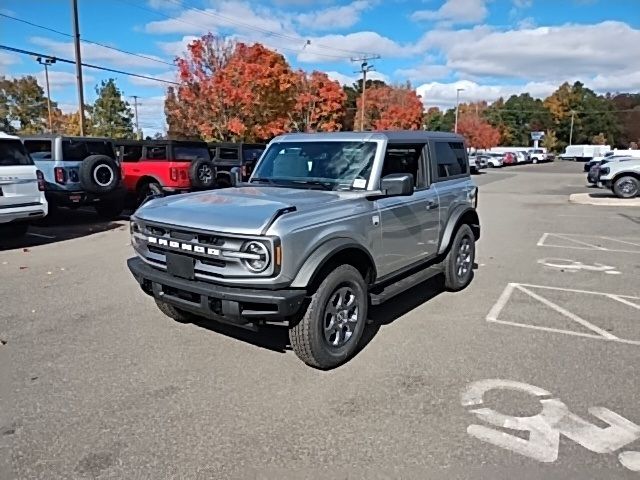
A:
128 131 480 369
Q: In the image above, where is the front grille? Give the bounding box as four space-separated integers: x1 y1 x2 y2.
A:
132 219 275 279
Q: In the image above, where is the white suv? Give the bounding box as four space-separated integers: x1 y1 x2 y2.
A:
0 133 48 239
598 158 640 198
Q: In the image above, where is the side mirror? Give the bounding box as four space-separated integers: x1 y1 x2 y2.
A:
380 173 414 197
230 167 242 187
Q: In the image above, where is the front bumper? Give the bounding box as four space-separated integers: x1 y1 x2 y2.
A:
46 185 126 207
128 257 306 325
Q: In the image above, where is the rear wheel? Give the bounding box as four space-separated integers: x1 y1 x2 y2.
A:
612 175 640 198
444 224 476 291
137 181 163 206
155 299 197 324
289 265 367 369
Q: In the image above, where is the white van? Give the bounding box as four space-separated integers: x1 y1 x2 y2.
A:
0 132 48 239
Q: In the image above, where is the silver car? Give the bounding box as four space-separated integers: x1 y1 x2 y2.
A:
128 131 480 368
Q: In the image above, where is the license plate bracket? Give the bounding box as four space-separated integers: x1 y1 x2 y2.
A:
69 194 82 203
166 252 195 280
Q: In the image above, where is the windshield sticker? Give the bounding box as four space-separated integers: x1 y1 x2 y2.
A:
353 179 367 189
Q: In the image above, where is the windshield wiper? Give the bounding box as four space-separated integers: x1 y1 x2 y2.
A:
249 177 275 184
289 180 334 191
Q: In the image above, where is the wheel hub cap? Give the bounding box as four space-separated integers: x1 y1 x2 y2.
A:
456 237 472 278
324 286 359 348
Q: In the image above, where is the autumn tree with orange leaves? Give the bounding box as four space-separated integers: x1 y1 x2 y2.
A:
166 34 345 141
456 114 501 149
355 84 424 131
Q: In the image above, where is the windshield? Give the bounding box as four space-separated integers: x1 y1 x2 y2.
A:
0 140 34 166
251 141 378 190
174 146 210 161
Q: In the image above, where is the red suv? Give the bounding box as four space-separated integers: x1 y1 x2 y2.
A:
116 140 216 205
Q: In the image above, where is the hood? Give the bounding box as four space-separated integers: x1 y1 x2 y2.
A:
134 186 345 235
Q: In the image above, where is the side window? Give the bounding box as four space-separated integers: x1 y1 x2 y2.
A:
145 146 167 160
433 141 467 180
380 144 426 188
219 147 239 160
62 140 89 161
24 140 53 161
122 145 142 162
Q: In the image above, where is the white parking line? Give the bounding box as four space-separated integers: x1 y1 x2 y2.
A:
27 232 55 239
486 283 640 347
537 233 640 254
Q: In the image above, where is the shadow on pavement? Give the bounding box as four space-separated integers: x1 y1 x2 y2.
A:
188 274 447 362
0 208 130 251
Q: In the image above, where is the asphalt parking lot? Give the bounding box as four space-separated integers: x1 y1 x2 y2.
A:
1 161 639 479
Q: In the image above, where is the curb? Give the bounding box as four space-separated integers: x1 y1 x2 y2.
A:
569 193 640 207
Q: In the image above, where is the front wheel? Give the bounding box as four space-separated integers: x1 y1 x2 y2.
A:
612 175 640 199
289 265 367 369
444 224 476 291
137 181 163 206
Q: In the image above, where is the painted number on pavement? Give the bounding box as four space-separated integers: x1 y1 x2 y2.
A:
462 379 640 471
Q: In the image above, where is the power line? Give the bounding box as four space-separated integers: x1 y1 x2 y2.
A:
117 0 371 60
0 44 179 85
0 12 175 67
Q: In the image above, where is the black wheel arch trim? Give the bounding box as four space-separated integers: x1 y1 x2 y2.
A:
437 206 480 255
290 238 377 289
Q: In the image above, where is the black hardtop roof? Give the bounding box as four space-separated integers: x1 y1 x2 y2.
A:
113 139 209 147
207 141 267 148
20 134 115 142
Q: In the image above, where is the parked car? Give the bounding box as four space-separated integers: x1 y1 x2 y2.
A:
21 135 125 219
115 139 216 206
559 144 611 162
0 133 48 239
528 148 548 163
209 142 266 187
476 155 488 169
586 156 631 184
469 155 479 173
502 152 517 166
514 151 529 164
483 153 504 168
598 158 640 198
128 131 480 369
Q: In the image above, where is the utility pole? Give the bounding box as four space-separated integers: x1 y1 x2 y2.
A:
454 87 465 133
351 54 380 132
569 110 575 146
71 0 85 136
36 56 56 133
132 95 140 139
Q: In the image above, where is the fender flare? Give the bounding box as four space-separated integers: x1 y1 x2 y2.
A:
290 238 376 289
135 175 163 191
437 206 480 255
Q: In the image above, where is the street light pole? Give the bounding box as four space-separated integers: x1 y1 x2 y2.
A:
36 56 56 133
569 110 575 146
351 54 380 132
454 87 464 133
132 95 140 139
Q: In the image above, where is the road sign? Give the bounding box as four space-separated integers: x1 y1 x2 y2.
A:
531 131 545 140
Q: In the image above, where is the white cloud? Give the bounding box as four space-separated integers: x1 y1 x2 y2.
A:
157 36 199 57
416 21 640 83
298 31 411 62
326 69 388 86
411 0 489 25
134 95 167 136
296 1 370 31
29 37 171 70
513 0 532 7
0 52 21 75
395 64 451 83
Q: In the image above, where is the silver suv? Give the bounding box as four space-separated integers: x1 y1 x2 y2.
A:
128 131 480 368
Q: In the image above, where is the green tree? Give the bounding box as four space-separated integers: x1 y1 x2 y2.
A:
91 79 134 138
541 129 558 152
484 94 551 146
0 76 51 134
423 106 454 131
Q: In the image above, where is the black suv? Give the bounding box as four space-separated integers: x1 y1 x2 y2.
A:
208 142 266 187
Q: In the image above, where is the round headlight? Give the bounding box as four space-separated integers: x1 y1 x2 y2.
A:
242 241 270 272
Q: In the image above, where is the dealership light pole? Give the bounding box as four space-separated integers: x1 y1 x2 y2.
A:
454 87 464 133
36 56 56 133
71 0 85 136
569 110 575 146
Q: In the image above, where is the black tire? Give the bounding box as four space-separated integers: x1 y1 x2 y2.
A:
137 181 163 206
0 223 29 239
289 265 367 369
216 175 231 189
78 155 121 194
444 224 476 292
155 299 196 324
189 159 216 189
612 175 640 199
95 200 124 220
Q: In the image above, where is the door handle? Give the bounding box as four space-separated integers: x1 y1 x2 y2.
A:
426 201 439 210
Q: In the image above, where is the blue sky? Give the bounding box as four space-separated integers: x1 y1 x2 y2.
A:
1 0 639 135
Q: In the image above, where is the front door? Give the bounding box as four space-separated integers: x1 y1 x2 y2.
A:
375 143 440 277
